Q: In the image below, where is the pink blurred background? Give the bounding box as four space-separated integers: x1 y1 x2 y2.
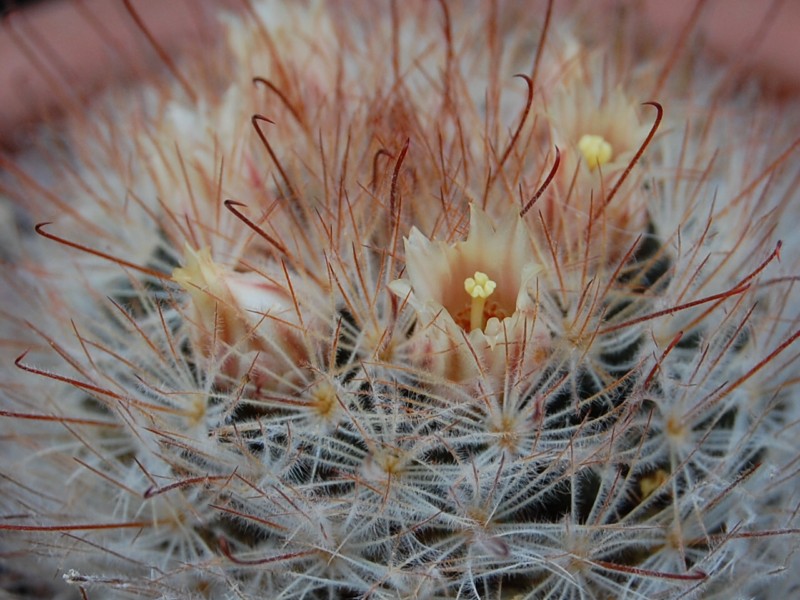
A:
0 0 797 146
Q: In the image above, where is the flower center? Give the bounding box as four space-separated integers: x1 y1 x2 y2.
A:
464 271 497 331
578 134 613 171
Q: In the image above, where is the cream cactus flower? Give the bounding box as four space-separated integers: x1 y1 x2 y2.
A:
548 84 650 180
172 246 308 385
389 204 548 379
541 79 654 265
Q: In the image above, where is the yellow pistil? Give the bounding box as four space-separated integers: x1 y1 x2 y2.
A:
578 134 613 171
464 271 497 331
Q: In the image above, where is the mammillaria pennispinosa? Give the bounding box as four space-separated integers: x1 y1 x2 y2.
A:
1 2 799 598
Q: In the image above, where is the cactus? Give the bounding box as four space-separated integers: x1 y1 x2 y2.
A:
1 2 799 598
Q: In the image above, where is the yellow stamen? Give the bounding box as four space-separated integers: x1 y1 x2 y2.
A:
578 134 613 171
464 271 496 331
